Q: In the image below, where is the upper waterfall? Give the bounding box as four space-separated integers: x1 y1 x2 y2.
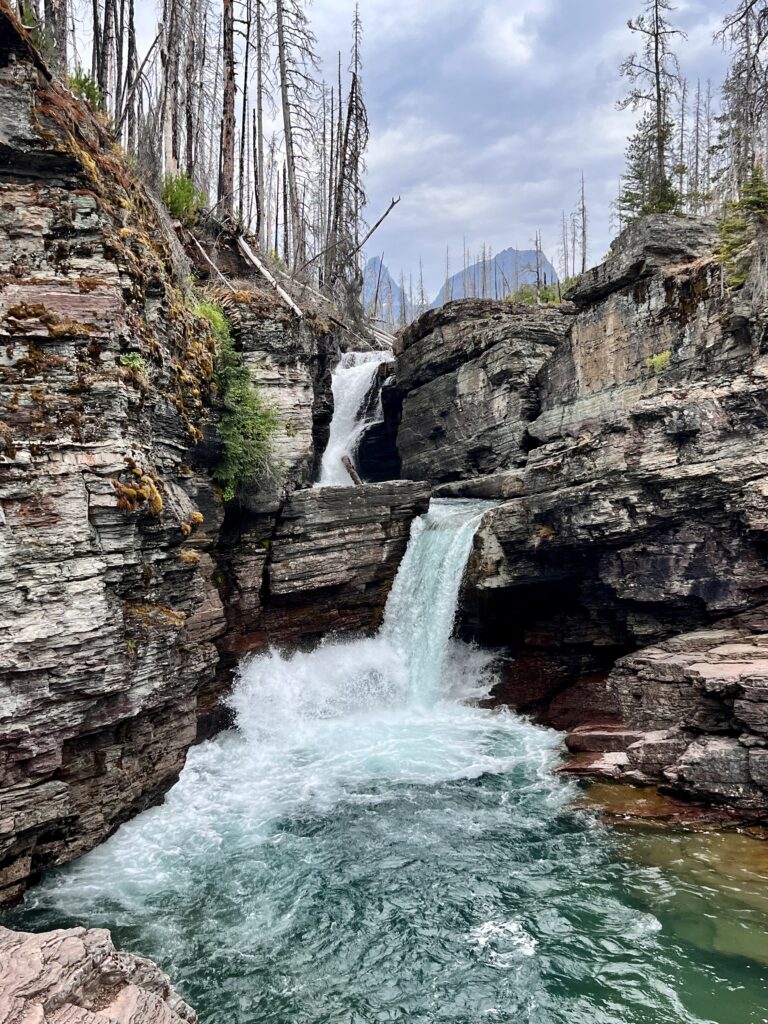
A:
318 351 389 486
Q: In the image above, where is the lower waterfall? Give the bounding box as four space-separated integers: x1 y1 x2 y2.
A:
10 501 768 1024
317 350 389 486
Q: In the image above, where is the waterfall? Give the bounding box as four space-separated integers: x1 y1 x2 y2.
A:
381 500 490 705
15 501 756 1024
318 350 389 486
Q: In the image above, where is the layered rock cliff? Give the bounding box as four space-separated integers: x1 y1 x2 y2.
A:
382 215 768 812
0 6 427 909
0 924 197 1023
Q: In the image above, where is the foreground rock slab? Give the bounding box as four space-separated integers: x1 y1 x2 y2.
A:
0 925 196 1023
554 608 768 813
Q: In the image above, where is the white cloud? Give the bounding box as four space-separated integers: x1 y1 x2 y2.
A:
367 118 460 178
471 0 553 70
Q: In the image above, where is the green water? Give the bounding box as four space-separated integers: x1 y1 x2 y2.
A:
8 501 768 1023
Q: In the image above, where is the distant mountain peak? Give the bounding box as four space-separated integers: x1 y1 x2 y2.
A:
431 247 558 308
362 246 558 325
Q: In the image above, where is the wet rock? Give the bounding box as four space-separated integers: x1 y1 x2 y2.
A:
556 751 630 781
594 609 768 808
432 471 525 500
565 723 646 753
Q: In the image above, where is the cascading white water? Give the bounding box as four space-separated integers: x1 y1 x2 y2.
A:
13 502 768 1024
317 350 389 486
380 501 490 706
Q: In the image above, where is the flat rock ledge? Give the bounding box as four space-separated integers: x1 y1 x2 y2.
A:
559 606 768 815
0 925 196 1024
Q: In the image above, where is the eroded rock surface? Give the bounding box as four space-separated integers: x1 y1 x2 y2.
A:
0 925 196 1023
390 300 572 483
217 481 431 660
576 608 768 809
457 217 768 741
383 214 768 811
0 7 425 908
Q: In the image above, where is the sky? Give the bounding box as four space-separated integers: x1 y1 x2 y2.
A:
312 0 732 297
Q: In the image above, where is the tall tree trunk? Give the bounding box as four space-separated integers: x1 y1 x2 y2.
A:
282 162 289 261
125 0 137 152
99 0 115 109
255 0 265 246
91 0 101 82
678 77 687 200
238 0 251 224
219 0 236 215
44 0 68 66
185 35 196 176
653 0 666 189
276 0 304 265
580 171 588 274
274 161 280 257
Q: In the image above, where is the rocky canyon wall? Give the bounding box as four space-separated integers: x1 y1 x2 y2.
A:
380 215 768 811
0 7 427 907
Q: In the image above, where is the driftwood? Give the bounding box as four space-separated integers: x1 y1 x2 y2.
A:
342 455 363 486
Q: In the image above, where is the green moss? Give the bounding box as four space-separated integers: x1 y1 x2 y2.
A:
646 350 671 375
200 302 280 501
194 301 230 342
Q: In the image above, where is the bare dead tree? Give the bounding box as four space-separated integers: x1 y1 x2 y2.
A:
219 0 236 215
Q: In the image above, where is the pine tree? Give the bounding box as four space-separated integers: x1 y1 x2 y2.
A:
618 0 686 217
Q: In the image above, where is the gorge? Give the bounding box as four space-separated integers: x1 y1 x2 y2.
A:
3 3 768 1022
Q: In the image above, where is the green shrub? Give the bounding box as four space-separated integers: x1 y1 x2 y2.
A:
162 173 207 226
506 278 576 306
198 302 280 501
119 352 147 373
718 165 768 288
67 67 103 110
646 350 671 375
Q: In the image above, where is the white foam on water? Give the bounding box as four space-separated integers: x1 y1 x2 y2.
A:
13 501 755 1024
21 500 562 909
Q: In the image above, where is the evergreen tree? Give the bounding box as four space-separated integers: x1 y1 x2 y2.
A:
618 0 686 217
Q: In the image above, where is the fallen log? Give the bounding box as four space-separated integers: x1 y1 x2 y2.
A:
342 455 363 486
